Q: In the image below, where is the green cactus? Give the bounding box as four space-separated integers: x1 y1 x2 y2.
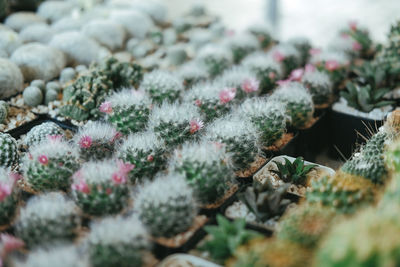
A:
117 132 166 183
302 70 333 106
248 23 274 49
0 100 9 124
22 138 80 192
177 62 208 89
86 216 150 267
288 37 312 66
15 192 81 247
23 86 43 107
226 33 259 64
135 174 197 238
196 44 233 77
24 122 63 147
270 44 301 75
71 160 131 216
0 133 19 168
0 168 19 226
170 141 233 205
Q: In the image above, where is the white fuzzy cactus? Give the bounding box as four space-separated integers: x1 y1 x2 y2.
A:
19 24 55 44
177 61 208 88
196 43 233 77
37 1 75 22
4 12 46 32
302 70 333 106
24 122 63 147
135 173 197 238
109 9 154 39
140 70 183 104
85 215 150 267
131 0 167 23
269 43 301 75
0 58 24 99
82 19 127 51
0 28 22 56
247 23 273 48
15 192 81 247
223 33 260 63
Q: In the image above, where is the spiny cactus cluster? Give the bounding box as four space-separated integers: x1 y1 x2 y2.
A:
216 67 260 100
301 70 333 106
0 133 18 168
0 167 19 226
24 121 63 147
270 44 301 75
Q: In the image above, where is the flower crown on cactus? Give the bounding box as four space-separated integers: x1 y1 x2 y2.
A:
169 141 234 204
15 192 81 247
135 173 197 238
117 131 166 183
269 43 301 75
196 43 233 77
301 69 333 106
24 122 64 147
22 136 80 192
148 102 204 147
71 160 132 216
139 70 183 104
223 33 260 63
74 122 122 161
100 89 152 134
0 167 20 226
85 215 150 267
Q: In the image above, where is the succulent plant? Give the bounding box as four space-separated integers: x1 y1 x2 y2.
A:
270 44 301 75
242 52 282 94
23 86 43 107
170 141 233 205
340 21 374 58
237 98 287 146
224 33 260 64
135 173 197 238
204 116 260 170
0 100 9 124
238 179 291 222
271 157 317 186
277 203 336 248
196 44 233 77
149 102 204 147
0 168 19 226
306 172 375 214
177 61 209 88
302 70 333 106
74 122 121 161
311 50 350 87
183 83 234 122
22 137 80 192
0 132 19 168
24 121 63 147
199 215 261 264
100 89 151 135
270 82 314 129
340 82 394 113
288 37 312 66
15 192 81 247
117 131 166 183
85 216 150 267
0 58 24 99
71 160 131 216
139 70 183 104
248 23 274 49
59 67 77 84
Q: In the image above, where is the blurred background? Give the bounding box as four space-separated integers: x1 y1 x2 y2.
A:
164 0 400 48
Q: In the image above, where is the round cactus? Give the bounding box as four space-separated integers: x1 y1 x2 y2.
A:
247 23 274 49
85 216 150 267
177 61 208 88
196 44 233 77
204 115 260 170
135 173 197 238
237 98 287 147
30 79 45 94
288 37 312 66
59 67 77 84
71 160 131 216
170 141 234 204
301 70 333 106
23 86 43 107
269 44 302 75
139 70 183 104
270 82 314 129
117 131 166 183
0 132 19 168
15 192 81 247
242 52 282 94
24 121 63 147
22 137 80 192
224 33 260 64
44 89 58 105
0 168 19 226
149 102 204 147
183 83 234 122
0 100 9 124
74 122 121 161
100 89 151 135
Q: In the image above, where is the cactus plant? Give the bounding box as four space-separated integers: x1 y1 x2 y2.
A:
196 44 233 77
242 52 282 94
288 37 312 66
302 70 333 106
248 23 274 49
85 216 150 267
0 133 18 168
24 122 63 147
71 160 131 216
139 70 183 104
23 86 43 107
135 173 197 238
270 82 314 129
340 21 374 58
204 115 260 170
237 98 287 146
0 168 19 226
277 203 336 248
270 44 301 75
149 102 204 147
117 131 166 183
170 141 233 204
100 89 151 135
22 137 80 192
0 100 9 124
15 192 81 247
177 61 209 88
74 122 121 161
271 156 317 186
224 33 260 64
311 50 350 87
59 67 77 84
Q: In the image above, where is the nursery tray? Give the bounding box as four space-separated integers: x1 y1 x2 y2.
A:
158 253 222 267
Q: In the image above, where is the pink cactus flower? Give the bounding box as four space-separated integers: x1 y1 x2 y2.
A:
305 64 316 73
194 99 202 107
190 119 204 134
99 101 112 114
309 48 321 56
72 179 90 194
325 60 340 71
273 50 285 62
0 184 11 202
268 72 276 80
38 155 48 165
242 78 260 93
47 134 63 142
219 88 236 104
352 41 362 51
112 172 127 185
0 234 24 254
117 161 135 175
147 155 154 162
289 68 304 81
349 21 357 31
78 135 92 148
